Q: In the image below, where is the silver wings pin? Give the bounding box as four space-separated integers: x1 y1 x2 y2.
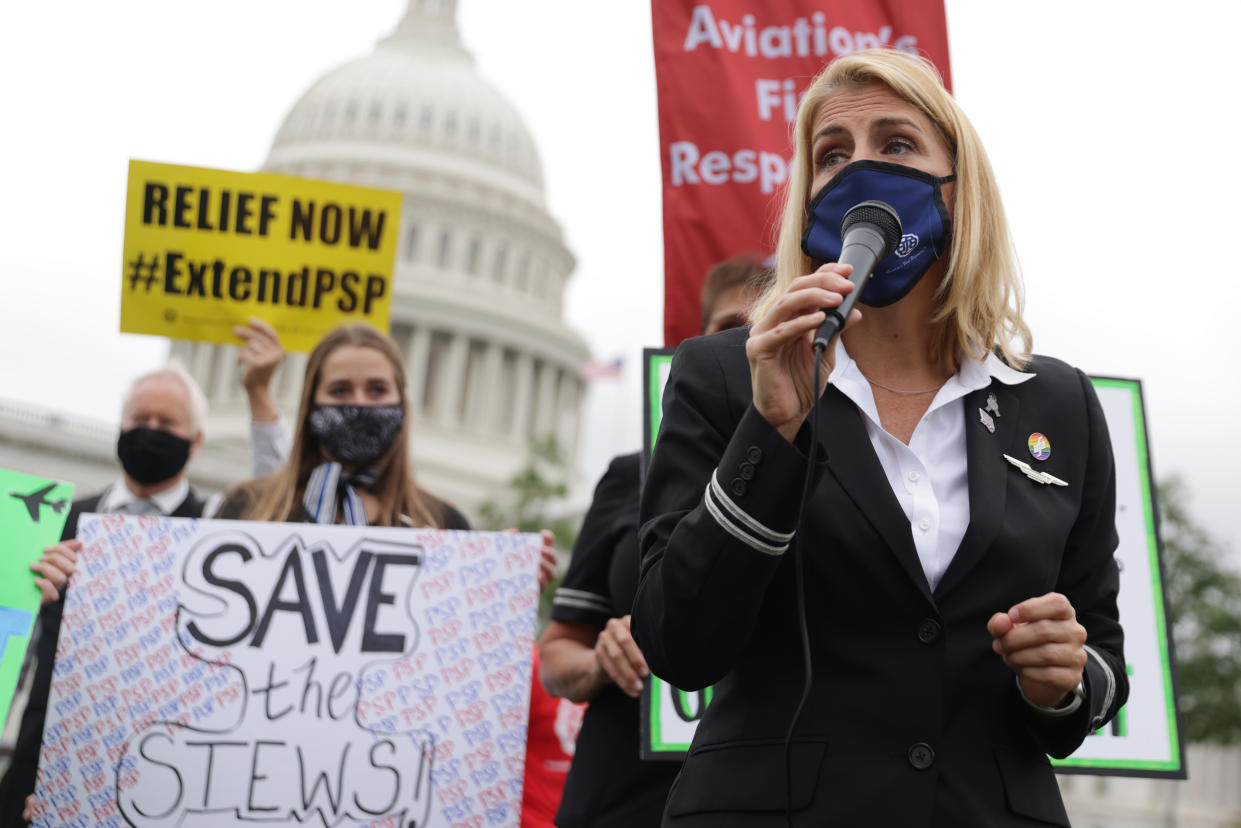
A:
1003 454 1067 487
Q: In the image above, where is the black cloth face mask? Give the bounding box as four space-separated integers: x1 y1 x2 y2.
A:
308 404 404 465
116 427 192 485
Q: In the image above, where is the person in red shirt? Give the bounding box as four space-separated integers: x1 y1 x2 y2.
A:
521 647 585 828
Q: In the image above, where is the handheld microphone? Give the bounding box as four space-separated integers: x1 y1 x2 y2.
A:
812 200 903 352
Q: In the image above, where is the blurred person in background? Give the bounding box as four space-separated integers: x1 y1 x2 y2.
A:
538 255 768 827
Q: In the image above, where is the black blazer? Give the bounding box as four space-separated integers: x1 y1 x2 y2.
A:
632 328 1127 828
0 490 205 827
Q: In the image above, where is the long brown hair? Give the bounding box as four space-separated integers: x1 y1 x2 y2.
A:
233 323 447 528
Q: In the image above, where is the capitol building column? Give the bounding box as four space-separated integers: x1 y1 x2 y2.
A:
190 342 213 391
510 353 536 445
436 333 469 426
281 352 308 409
406 326 431 423
557 374 583 462
477 342 504 433
533 361 557 446
210 345 236 407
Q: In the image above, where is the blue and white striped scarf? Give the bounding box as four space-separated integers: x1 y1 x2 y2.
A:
303 462 378 526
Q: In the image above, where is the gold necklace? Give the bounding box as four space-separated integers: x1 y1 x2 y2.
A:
862 374 946 396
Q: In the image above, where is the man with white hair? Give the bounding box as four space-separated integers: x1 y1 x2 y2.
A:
101 361 209 514
0 362 210 825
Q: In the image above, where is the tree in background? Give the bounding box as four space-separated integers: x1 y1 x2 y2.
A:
1159 475 1241 744
478 435 579 626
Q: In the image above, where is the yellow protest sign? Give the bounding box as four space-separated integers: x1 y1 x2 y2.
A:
120 160 401 352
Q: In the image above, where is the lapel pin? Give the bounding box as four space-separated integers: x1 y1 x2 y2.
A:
1004 454 1068 487
978 408 995 433
985 392 1000 418
1027 433 1051 461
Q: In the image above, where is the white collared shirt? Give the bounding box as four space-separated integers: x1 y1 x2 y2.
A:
828 339 1035 591
98 476 191 516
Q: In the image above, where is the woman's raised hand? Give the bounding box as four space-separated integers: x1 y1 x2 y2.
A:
235 317 286 424
745 263 860 442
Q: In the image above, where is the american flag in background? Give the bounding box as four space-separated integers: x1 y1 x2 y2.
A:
578 356 624 381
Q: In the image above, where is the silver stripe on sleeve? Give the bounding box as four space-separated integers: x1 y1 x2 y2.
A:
709 471 796 544
553 588 612 615
553 595 614 615
1083 644 1116 726
703 482 788 556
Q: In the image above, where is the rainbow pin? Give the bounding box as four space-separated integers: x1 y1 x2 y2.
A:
1027 433 1051 461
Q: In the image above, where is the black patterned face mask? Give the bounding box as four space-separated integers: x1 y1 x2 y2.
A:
307 404 404 465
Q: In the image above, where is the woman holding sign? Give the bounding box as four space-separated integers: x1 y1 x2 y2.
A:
217 323 565 826
632 50 1127 826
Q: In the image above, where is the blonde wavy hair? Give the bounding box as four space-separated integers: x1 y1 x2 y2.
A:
751 49 1031 369
230 323 447 528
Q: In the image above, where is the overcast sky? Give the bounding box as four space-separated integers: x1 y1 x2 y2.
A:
1 1 1237 562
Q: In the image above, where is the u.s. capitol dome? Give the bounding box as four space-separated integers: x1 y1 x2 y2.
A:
172 0 589 513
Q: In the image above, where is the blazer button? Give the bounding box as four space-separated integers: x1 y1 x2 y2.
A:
746 446 763 464
730 478 747 496
738 462 756 480
917 618 942 645
908 742 935 770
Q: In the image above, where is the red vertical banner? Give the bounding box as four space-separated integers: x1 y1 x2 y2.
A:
653 1 951 346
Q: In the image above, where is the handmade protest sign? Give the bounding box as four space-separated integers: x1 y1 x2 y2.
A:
120 160 402 352
31 516 542 827
0 469 74 729
639 360 1183 776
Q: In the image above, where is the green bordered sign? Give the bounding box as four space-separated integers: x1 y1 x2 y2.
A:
642 348 676 461
0 469 74 731
639 353 1184 776
639 348 693 759
1052 378 1185 777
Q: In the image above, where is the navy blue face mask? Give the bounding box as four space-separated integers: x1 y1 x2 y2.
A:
802 160 955 307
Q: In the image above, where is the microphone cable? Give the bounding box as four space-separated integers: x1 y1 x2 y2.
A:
782 199 901 826
783 346 825 828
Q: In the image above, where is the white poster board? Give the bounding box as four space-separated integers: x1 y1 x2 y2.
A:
32 515 543 826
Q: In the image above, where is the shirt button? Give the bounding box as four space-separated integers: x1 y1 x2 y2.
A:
917 618 942 645
908 470 922 482
918 518 932 531
738 462 756 481
908 742 935 770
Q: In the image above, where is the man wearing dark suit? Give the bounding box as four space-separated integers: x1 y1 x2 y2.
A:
539 255 769 827
0 363 209 827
